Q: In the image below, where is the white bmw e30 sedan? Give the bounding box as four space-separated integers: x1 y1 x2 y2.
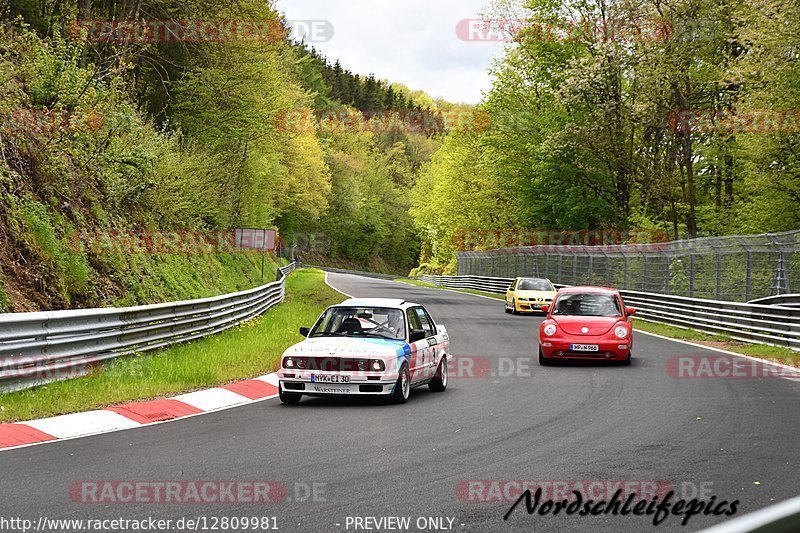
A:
277 298 450 404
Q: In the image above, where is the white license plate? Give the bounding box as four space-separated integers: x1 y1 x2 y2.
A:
310 374 351 384
571 344 600 352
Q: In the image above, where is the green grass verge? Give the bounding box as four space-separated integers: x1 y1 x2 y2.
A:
0 269 342 423
397 278 799 366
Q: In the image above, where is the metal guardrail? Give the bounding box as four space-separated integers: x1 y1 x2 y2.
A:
0 262 298 393
749 294 800 308
420 274 800 351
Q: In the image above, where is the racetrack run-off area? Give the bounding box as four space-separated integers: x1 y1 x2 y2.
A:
0 272 797 533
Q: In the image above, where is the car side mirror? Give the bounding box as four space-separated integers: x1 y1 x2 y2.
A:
541 305 550 313
508 286 514 291
409 330 427 343
626 307 636 316
299 327 311 337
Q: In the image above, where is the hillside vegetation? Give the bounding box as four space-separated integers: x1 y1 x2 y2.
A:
0 1 446 311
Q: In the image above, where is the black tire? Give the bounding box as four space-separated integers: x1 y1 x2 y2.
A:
391 364 411 404
538 347 551 366
504 300 511 314
279 388 302 404
619 352 632 366
429 357 448 392
510 299 517 315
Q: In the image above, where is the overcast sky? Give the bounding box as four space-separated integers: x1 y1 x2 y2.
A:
274 0 507 104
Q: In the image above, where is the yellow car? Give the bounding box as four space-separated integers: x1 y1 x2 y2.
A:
504 277 557 315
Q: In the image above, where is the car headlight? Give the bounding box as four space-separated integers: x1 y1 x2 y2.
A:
543 324 557 336
283 357 295 369
614 326 629 339
371 359 385 371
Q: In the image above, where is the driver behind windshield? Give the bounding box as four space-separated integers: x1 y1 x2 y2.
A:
312 308 406 340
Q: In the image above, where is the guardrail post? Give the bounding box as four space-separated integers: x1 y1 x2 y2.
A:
773 252 790 296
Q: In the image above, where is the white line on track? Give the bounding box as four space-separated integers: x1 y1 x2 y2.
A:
324 271 354 298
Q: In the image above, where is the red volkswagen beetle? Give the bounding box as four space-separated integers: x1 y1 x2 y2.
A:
538 287 635 366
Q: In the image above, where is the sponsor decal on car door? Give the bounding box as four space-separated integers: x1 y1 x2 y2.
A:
406 308 428 383
414 308 439 382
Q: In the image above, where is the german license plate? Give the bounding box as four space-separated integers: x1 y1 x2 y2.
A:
571 344 600 352
310 374 351 383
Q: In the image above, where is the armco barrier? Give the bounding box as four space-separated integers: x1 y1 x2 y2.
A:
749 294 800 308
420 274 800 351
0 262 297 393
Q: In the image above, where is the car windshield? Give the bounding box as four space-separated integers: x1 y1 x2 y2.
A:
310 307 406 340
552 293 622 317
518 279 553 291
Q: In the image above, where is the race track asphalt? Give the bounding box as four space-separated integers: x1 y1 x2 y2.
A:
0 272 797 533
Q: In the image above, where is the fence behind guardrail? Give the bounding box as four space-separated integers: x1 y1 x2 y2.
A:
0 262 298 393
454 230 799 302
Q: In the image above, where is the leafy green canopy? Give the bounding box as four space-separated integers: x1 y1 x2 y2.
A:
412 0 800 272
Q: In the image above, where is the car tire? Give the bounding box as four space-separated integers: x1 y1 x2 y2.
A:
619 352 632 366
279 388 302 404
504 300 511 314
510 299 517 315
429 357 448 392
538 347 551 366
391 364 411 404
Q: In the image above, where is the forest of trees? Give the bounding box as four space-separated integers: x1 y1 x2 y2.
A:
0 0 444 310
412 0 800 273
296 46 431 113
3 0 798 305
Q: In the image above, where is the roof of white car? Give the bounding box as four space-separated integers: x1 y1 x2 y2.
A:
334 298 418 309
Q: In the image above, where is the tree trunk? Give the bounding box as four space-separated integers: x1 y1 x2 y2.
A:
77 0 92 20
